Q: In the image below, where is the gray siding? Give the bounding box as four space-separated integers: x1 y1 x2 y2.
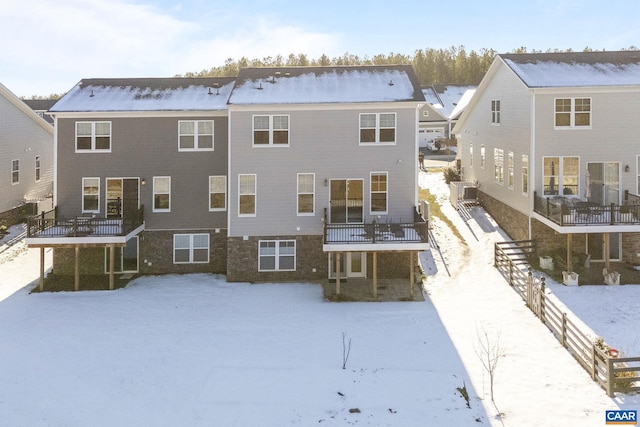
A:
227 105 419 237
0 94 53 213
56 114 228 230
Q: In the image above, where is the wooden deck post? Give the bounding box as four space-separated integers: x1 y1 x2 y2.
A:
604 233 611 271
409 251 414 300
372 252 378 298
74 245 80 291
39 247 45 292
336 252 341 296
109 245 115 291
566 234 573 272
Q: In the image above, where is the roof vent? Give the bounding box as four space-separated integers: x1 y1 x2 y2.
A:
89 90 95 97
257 83 263 90
388 80 394 86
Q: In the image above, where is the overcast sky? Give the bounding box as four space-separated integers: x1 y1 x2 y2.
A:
1 0 639 97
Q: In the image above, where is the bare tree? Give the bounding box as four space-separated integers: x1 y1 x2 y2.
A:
342 332 352 370
474 327 506 404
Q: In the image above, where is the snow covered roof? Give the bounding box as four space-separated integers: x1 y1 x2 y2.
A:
449 89 476 120
228 65 425 105
431 84 477 118
50 77 236 112
421 87 441 108
500 51 640 88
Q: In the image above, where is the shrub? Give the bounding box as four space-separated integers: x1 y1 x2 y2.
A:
443 166 460 184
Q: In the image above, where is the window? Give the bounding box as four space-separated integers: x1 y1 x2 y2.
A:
238 174 256 216
153 176 171 212
76 121 111 151
209 176 226 211
494 148 504 184
174 234 209 264
82 177 100 213
297 173 315 215
253 115 289 146
11 160 19 184
469 143 473 165
555 98 591 128
35 156 41 182
179 120 214 151
259 240 296 271
543 157 579 195
491 100 501 124
370 172 388 213
522 155 529 195
507 151 514 189
480 145 486 169
359 113 396 144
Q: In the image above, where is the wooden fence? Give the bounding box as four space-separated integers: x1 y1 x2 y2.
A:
495 241 640 397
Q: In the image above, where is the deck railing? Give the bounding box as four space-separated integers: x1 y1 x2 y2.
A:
533 191 640 226
27 206 144 238
324 208 428 244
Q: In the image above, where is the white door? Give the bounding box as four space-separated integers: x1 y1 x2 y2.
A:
329 252 366 278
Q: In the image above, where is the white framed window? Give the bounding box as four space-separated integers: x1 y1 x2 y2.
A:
253 115 289 146
469 143 473 166
494 148 504 184
543 157 579 196
209 176 226 211
76 121 111 152
522 155 529 195
359 113 396 144
259 240 296 271
480 145 486 169
491 100 501 124
11 159 19 184
82 177 100 213
238 174 256 216
35 156 41 182
179 120 214 151
153 176 171 212
507 151 514 189
174 233 209 264
370 172 388 213
297 173 315 215
555 98 591 128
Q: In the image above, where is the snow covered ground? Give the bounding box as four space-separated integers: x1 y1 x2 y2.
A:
0 171 638 426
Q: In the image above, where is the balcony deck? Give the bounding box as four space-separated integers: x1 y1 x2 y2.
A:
533 192 640 227
26 207 144 246
323 208 429 251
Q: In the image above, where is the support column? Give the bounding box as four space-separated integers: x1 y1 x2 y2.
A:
74 245 80 291
372 252 378 298
604 233 611 271
109 245 115 291
39 247 45 292
567 234 573 272
336 252 341 296
409 251 415 300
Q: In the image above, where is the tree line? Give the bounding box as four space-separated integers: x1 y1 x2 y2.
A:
180 45 639 86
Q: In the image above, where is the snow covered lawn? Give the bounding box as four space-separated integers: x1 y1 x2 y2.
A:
0 171 638 426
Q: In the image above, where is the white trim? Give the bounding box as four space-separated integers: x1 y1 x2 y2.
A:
258 239 296 272
553 97 592 129
369 171 388 215
238 174 257 217
296 173 315 216
209 175 227 211
178 120 215 151
252 114 290 147
152 176 171 212
75 121 112 153
173 233 210 264
82 177 100 214
10 159 19 185
359 112 397 145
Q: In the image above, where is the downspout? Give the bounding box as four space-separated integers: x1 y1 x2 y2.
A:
53 114 58 208
529 91 535 240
